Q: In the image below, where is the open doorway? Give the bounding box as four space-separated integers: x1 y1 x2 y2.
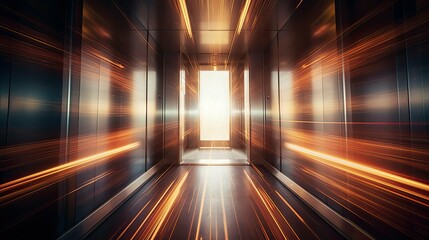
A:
199 70 230 147
180 66 248 165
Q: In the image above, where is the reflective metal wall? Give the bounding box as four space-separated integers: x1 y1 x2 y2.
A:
230 60 246 150
248 52 265 164
183 56 199 151
164 52 180 164
0 0 70 238
261 0 429 238
0 0 165 238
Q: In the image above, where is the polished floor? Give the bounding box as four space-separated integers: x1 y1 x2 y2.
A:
88 166 344 239
181 149 248 165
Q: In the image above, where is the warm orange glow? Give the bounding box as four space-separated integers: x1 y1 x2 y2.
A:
244 170 299 239
236 0 251 35
286 143 429 200
178 0 193 38
148 171 189 239
195 173 208 240
92 52 124 69
0 142 140 203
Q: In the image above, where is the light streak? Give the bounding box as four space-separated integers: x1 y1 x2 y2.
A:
244 171 290 240
236 0 251 35
195 172 208 240
148 171 189 239
177 0 193 38
0 142 140 203
91 52 124 69
220 183 229 240
286 143 429 200
129 181 177 239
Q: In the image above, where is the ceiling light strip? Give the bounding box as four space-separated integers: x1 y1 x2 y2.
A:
237 0 252 35
178 0 193 38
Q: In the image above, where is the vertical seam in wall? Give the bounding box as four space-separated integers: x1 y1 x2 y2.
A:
338 1 348 139
178 53 181 163
336 0 351 215
229 67 232 147
262 52 266 165
162 53 166 165
58 0 75 231
248 55 252 163
276 33 282 172
321 61 325 132
197 67 200 149
5 57 13 146
94 59 101 207
145 31 149 171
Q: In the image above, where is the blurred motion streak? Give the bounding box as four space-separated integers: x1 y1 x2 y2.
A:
177 0 193 38
244 170 299 240
286 143 429 203
0 142 140 205
128 171 189 239
236 0 251 35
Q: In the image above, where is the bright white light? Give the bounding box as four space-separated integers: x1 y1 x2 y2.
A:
200 71 230 141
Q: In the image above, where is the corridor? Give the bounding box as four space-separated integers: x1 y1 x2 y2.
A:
1 0 428 239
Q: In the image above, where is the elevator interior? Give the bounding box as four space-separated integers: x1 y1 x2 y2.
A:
1 0 428 239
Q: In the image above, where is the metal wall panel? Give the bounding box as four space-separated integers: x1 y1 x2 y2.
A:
74 0 153 223
0 56 12 147
0 0 166 237
262 0 429 238
263 38 281 170
164 52 180 164
183 58 199 150
248 52 264 164
146 36 164 169
231 61 245 150
0 57 11 147
0 0 68 238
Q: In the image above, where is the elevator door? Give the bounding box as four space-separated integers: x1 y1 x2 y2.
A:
199 70 230 147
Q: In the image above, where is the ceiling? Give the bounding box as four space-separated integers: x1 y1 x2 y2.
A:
139 0 303 65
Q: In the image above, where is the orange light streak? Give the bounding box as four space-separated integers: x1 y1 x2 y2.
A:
91 52 125 69
0 142 140 201
244 171 289 240
129 180 177 240
195 172 208 240
236 0 251 35
220 183 229 240
148 171 189 239
286 143 429 200
177 0 193 38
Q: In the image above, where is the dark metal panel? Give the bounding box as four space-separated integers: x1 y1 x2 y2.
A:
231 60 245 150
183 58 199 150
74 0 151 225
263 36 281 170
148 0 182 31
277 0 349 235
0 0 68 238
0 57 11 147
164 53 180 164
146 36 164 169
248 52 264 164
75 49 99 221
403 1 429 184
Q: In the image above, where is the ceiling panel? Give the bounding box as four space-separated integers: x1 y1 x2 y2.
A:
134 0 304 65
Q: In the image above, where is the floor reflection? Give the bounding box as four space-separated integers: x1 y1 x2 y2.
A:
181 149 248 165
88 166 344 239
